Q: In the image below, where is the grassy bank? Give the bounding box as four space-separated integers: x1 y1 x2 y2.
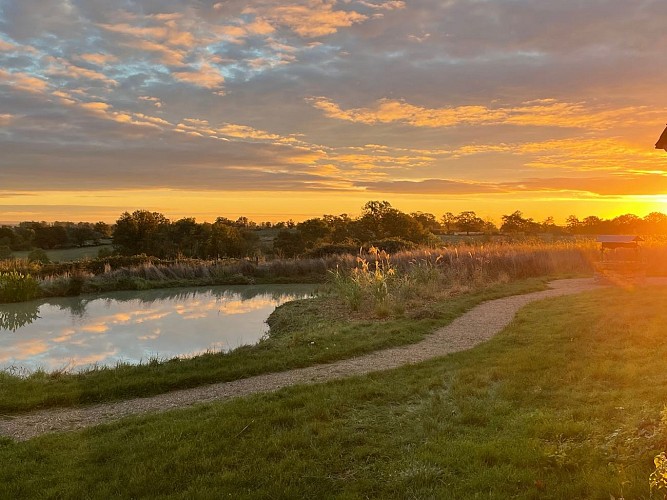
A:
0 278 548 414
2 286 667 498
0 240 599 303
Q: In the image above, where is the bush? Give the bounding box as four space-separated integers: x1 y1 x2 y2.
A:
0 272 41 303
370 238 416 253
28 249 50 264
305 243 360 258
0 245 12 260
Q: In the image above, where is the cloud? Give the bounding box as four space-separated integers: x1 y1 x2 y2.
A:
0 69 49 94
45 57 118 85
357 172 667 197
245 0 367 38
78 53 119 66
2 0 667 220
309 96 660 131
172 60 225 90
500 174 667 196
357 1 406 10
358 178 502 195
0 39 17 51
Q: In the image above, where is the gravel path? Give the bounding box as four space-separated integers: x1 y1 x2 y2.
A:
0 278 613 441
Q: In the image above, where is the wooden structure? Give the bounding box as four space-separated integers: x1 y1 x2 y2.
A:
594 235 644 283
656 124 667 151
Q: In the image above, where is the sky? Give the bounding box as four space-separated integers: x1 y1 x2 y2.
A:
2 0 667 225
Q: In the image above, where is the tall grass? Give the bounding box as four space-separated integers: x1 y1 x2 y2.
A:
328 241 599 316
5 238 666 303
0 271 40 302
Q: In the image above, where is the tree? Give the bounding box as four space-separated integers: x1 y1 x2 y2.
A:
273 230 305 258
94 221 113 238
441 212 456 234
410 212 442 233
207 221 258 258
580 216 606 235
454 211 485 234
323 214 354 243
642 212 667 234
113 210 170 256
500 211 540 234
356 201 430 243
566 215 581 234
611 214 641 234
297 218 331 247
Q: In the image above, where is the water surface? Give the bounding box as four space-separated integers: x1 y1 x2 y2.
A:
0 284 315 373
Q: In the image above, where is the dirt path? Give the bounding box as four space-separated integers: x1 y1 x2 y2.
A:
0 278 613 441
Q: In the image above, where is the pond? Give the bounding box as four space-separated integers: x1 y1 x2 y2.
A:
0 284 317 374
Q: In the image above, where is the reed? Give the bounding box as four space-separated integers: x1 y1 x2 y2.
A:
5 239 667 303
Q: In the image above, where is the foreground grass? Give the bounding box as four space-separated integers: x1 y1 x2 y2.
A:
0 278 548 414
2 286 667 498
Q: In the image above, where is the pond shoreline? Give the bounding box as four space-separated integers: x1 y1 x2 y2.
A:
0 283 318 374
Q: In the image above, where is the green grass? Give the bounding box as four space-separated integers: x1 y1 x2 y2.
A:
0 278 549 414
2 286 667 498
11 244 112 262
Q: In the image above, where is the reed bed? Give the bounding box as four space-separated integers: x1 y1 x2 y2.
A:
328 241 600 316
4 239 667 303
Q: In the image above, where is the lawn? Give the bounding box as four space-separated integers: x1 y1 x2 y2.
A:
1 286 666 498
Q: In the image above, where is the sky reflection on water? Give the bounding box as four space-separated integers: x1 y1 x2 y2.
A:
0 284 315 374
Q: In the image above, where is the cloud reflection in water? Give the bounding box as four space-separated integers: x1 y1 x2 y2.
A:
0 284 315 373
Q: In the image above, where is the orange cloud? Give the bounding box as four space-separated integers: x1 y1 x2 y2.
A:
78 52 119 65
358 0 406 9
138 95 162 108
172 60 225 89
309 96 661 130
0 339 49 363
0 39 17 51
0 69 49 93
46 57 117 85
215 18 275 43
123 38 187 65
80 101 112 113
248 1 367 38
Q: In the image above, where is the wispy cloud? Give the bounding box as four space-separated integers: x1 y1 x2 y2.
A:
309 97 661 131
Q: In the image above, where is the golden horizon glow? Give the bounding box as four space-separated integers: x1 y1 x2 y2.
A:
1 189 666 226
2 1 667 224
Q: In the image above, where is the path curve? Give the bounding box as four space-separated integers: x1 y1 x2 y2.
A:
0 278 616 441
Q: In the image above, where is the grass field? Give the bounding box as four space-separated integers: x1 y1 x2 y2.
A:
10 244 112 262
1 286 666 498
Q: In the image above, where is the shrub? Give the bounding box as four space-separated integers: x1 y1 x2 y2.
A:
328 247 396 314
0 245 12 260
305 243 360 258
370 238 416 253
650 406 667 498
0 271 41 303
28 248 50 264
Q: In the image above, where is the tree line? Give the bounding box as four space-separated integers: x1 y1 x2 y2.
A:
3 202 667 259
0 221 112 251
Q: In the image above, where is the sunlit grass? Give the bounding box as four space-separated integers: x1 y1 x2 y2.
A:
2 286 667 498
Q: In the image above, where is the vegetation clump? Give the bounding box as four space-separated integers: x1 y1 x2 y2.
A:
0 271 40 303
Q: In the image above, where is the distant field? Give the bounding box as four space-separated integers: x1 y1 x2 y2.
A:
10 245 113 263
